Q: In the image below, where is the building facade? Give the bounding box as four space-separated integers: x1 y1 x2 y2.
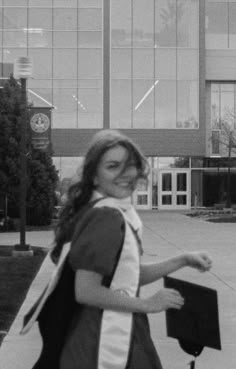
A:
1 0 236 209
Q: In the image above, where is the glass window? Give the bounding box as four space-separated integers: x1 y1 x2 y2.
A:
79 0 102 7
3 48 27 65
53 31 77 48
162 173 172 191
220 84 234 128
3 8 27 29
53 9 77 30
133 49 154 79
155 49 176 80
211 83 220 129
177 49 198 80
53 79 77 89
177 173 187 191
155 80 176 128
78 31 102 48
29 0 52 6
110 79 132 128
53 0 77 7
229 3 236 48
78 49 102 78
155 0 177 47
133 80 154 128
29 8 52 29
77 88 102 112
53 88 77 128
3 31 26 47
205 2 228 49
78 9 102 30
53 49 77 79
177 0 199 48
77 112 102 128
28 88 53 109
111 49 131 79
177 81 199 129
111 0 131 47
1 60 14 78
133 0 154 47
28 79 52 89
212 130 220 155
28 30 52 48
4 0 27 6
29 49 52 79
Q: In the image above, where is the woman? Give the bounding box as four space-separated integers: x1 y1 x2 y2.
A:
36 130 212 369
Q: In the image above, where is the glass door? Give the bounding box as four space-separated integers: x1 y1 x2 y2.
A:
133 177 151 210
158 170 190 209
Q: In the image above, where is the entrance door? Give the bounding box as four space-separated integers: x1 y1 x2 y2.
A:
158 170 190 210
134 178 151 210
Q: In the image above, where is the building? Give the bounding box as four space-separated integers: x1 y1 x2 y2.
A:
1 0 236 210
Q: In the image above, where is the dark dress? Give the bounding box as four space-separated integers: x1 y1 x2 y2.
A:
59 205 163 369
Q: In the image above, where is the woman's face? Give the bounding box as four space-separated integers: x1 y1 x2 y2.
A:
94 145 139 199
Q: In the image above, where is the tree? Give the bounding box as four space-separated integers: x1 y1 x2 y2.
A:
211 113 236 207
0 75 58 227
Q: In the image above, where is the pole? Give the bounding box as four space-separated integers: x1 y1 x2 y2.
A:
19 77 27 247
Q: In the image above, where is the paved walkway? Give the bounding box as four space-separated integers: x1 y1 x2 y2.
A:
0 211 236 369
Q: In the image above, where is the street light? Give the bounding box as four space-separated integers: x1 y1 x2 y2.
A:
13 57 33 254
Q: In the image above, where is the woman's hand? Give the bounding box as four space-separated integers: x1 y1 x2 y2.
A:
185 251 212 272
145 288 185 313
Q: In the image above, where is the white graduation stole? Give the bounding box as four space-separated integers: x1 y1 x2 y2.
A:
94 198 141 369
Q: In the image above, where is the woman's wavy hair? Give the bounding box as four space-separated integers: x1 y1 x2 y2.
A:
51 129 149 263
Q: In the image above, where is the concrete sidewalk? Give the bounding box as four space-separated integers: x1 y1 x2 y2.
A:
0 212 236 369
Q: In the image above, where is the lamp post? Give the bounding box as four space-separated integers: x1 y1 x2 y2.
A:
13 57 33 254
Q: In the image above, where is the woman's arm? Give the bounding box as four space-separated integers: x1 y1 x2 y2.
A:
74 269 184 314
140 251 212 286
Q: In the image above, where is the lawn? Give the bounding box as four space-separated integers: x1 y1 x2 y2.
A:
0 246 47 346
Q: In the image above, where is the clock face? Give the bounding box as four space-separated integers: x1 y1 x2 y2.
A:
30 113 50 133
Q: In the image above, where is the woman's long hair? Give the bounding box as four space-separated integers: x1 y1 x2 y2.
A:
51 130 149 263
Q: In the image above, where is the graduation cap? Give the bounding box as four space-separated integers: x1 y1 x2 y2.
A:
164 276 221 369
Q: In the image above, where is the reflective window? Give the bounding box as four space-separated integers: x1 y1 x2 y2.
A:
78 31 102 47
78 49 102 78
28 30 52 48
77 87 103 128
111 0 131 47
133 80 154 128
53 0 77 7
29 8 52 29
111 49 131 79
155 0 177 47
212 130 220 155
205 2 228 48
155 81 176 129
53 49 77 79
29 49 52 79
133 0 154 47
162 173 172 191
3 48 27 65
79 0 102 7
177 173 187 191
28 88 53 108
229 3 236 48
177 81 199 129
54 9 77 30
133 49 154 79
29 0 52 6
211 83 236 130
177 0 199 47
78 9 102 30
53 88 77 128
110 80 132 129
155 49 176 80
53 32 77 48
3 8 27 29
177 49 198 80
4 0 27 6
211 84 220 129
3 31 26 47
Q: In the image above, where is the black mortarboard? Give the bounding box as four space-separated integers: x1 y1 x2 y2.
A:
164 276 221 367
